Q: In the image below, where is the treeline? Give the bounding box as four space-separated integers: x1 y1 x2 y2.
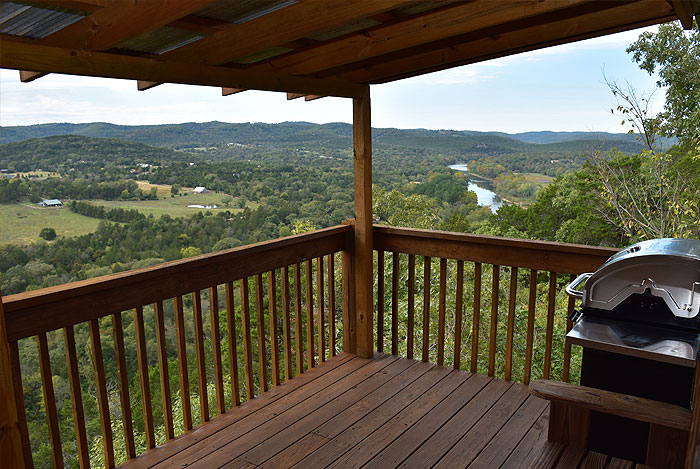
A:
0 177 158 203
67 200 146 223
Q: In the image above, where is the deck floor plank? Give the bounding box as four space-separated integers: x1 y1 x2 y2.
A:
326 369 472 469
183 354 403 468
117 353 638 469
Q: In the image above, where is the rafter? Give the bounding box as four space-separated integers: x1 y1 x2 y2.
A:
248 0 595 76
671 0 694 28
222 88 245 96
19 71 47 82
329 0 673 84
159 0 413 65
0 39 367 98
37 0 220 51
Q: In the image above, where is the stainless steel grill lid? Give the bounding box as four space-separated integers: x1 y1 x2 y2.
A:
567 238 700 319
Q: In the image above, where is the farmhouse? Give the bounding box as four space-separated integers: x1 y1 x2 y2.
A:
37 199 63 207
192 186 209 194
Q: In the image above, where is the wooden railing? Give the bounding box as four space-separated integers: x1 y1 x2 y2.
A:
1 225 352 468
372 225 618 385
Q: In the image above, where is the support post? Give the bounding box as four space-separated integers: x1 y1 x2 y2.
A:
353 89 374 358
0 289 26 467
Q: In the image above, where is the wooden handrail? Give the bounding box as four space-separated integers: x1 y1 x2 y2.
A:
3 224 352 342
530 380 691 430
373 225 618 274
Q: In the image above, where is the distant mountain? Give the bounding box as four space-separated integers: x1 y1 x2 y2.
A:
0 121 644 156
0 134 194 172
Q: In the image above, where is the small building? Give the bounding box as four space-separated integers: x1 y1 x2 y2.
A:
38 199 63 207
193 186 209 194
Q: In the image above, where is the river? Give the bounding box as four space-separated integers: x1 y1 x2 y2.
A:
448 164 504 213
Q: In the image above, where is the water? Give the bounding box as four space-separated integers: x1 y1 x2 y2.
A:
448 164 504 213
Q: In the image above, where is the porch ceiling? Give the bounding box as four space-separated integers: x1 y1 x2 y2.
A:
0 0 697 98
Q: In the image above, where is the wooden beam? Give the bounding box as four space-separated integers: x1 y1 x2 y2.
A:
331 0 674 84
0 40 367 98
352 89 374 358
672 0 695 28
222 88 245 96
287 93 305 100
0 289 26 468
248 0 593 76
137 81 160 91
160 0 413 65
305 95 325 101
38 0 220 51
18 70 47 82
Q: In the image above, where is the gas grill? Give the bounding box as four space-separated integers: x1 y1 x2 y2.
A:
565 238 700 462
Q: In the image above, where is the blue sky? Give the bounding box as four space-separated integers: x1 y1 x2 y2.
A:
0 26 664 134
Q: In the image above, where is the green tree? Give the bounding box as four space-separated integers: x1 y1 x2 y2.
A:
171 184 180 196
627 20 700 147
180 246 202 258
39 227 57 241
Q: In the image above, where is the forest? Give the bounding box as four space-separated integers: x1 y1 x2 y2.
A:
1 21 699 468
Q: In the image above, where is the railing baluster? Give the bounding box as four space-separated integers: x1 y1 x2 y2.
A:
377 250 384 353
422 256 431 363
225 282 240 407
269 270 281 386
9 341 32 469
210 287 225 415
294 263 304 374
282 266 293 380
240 278 255 399
505 267 518 381
317 257 325 363
133 307 155 447
392 252 399 356
192 291 209 423
454 260 464 370
470 262 482 374
88 319 114 466
438 258 447 366
64 325 90 467
407 254 415 359
112 312 137 455
544 271 558 380
37 333 63 468
305 259 315 368
174 296 192 430
563 274 576 383
328 254 336 358
342 250 356 355
524 270 537 386
488 265 500 377
154 300 174 438
254 274 268 393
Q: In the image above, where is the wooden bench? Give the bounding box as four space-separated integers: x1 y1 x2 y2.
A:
530 380 696 468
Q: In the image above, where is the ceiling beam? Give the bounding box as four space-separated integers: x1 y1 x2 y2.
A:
330 0 673 84
19 71 47 82
222 88 245 96
287 93 304 100
249 0 595 76
159 0 414 65
671 0 694 28
37 0 220 51
0 39 368 98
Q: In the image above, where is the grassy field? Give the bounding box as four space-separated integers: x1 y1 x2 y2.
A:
0 203 101 245
521 173 553 183
89 192 255 218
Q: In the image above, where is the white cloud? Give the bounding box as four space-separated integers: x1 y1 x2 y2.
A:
402 67 499 85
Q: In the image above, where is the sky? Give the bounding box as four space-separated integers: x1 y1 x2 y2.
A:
0 26 664 134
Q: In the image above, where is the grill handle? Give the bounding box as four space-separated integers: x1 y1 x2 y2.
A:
565 273 593 300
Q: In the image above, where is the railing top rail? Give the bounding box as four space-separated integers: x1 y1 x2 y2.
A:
4 224 352 342
373 225 618 274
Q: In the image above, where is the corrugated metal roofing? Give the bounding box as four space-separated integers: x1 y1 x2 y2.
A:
0 2 84 39
117 26 204 55
233 46 294 64
195 0 298 25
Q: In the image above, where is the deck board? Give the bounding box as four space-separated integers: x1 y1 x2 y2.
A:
118 353 635 469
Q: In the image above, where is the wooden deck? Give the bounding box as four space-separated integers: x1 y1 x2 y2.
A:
120 353 634 469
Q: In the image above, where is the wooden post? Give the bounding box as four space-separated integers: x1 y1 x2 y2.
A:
0 288 26 467
353 89 374 358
